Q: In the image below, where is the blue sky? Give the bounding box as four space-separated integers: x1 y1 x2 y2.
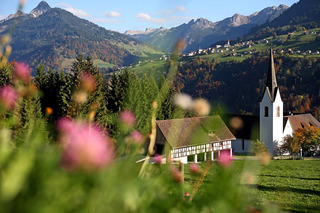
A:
1 0 299 33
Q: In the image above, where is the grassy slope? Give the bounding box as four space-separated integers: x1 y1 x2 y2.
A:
128 28 320 78
185 159 320 213
129 60 168 80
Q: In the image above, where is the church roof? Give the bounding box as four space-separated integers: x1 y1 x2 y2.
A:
284 113 320 131
156 115 235 149
263 49 278 102
221 114 260 140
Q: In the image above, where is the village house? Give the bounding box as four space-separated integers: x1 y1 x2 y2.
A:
155 116 235 164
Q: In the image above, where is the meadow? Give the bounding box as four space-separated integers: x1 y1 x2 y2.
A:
185 159 320 213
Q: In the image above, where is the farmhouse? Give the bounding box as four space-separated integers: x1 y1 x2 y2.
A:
155 116 235 163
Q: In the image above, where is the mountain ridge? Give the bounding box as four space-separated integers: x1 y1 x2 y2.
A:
0 1 162 69
125 4 288 53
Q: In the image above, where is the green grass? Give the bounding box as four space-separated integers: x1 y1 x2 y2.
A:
184 159 320 213
129 59 168 79
61 58 115 68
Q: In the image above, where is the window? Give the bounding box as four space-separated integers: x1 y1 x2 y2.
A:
265 106 269 117
277 106 280 117
242 139 245 150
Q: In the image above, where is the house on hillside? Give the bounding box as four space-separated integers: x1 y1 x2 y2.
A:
155 116 235 164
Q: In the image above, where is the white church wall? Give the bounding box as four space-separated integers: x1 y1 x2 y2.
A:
283 120 293 138
260 91 273 153
272 90 284 154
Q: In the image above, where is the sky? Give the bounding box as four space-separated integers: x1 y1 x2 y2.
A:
1 0 299 33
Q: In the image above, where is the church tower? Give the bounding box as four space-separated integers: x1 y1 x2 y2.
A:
259 49 283 154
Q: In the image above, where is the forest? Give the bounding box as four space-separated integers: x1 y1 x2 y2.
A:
174 55 320 119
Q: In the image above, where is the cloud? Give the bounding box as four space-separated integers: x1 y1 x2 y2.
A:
57 3 90 18
0 15 5 20
136 10 191 25
105 11 122 18
175 6 187 12
137 5 189 24
136 13 152 21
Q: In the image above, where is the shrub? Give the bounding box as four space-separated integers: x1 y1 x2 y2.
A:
251 139 269 155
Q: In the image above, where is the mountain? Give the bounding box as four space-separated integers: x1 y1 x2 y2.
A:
245 0 320 40
0 1 161 69
125 5 288 53
30 1 51 17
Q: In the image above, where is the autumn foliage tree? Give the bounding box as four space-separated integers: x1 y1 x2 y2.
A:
281 125 320 155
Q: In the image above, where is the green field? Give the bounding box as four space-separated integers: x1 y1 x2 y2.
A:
129 60 168 79
184 159 320 213
61 58 115 69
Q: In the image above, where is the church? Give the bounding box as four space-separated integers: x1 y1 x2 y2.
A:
223 49 320 155
154 49 320 163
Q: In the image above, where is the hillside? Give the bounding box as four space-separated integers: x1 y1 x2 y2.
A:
244 0 320 41
0 1 162 70
125 5 288 53
127 26 320 119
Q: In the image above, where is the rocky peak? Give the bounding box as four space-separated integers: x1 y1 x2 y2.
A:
189 18 214 28
30 1 51 17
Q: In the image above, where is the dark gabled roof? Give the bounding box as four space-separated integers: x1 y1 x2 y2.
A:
156 115 236 148
221 114 260 140
261 49 278 102
285 113 320 131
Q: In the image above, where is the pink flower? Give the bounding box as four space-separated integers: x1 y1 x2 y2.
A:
153 154 163 164
218 150 233 167
190 163 200 174
79 73 96 92
14 62 31 83
57 118 114 170
0 86 18 109
170 166 183 182
119 110 135 127
130 130 143 143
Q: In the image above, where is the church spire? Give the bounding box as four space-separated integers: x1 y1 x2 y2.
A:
265 49 278 101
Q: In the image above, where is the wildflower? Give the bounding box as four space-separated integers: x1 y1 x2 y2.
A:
170 166 183 182
153 154 163 164
242 171 256 185
173 93 193 110
79 73 96 92
89 111 96 122
57 118 114 170
4 45 12 57
190 163 200 174
119 110 135 127
229 116 244 130
130 130 143 144
174 39 186 53
19 0 26 7
0 86 18 109
192 98 211 116
74 91 88 104
45 107 53 115
1 35 11 45
14 62 31 83
257 152 271 165
218 150 233 167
